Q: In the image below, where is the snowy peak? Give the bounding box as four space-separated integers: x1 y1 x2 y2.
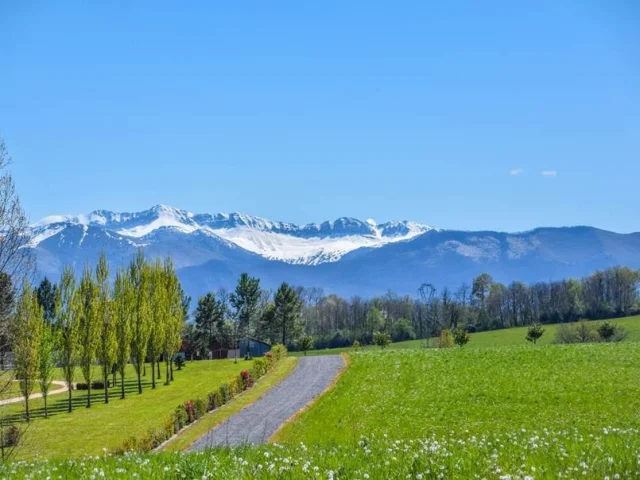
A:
29 205 435 265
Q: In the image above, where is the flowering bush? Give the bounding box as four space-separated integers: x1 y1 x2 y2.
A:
240 370 255 390
183 401 196 423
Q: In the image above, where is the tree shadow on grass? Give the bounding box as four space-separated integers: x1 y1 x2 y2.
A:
4 376 157 423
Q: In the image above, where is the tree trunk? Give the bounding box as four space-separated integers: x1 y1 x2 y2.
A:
68 386 73 413
157 359 160 378
87 384 91 408
170 359 174 381
121 371 126 399
44 394 48 418
137 367 142 394
25 395 30 422
151 359 156 389
165 358 170 385
104 368 109 404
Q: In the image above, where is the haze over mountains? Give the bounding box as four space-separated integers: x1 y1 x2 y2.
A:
28 204 640 300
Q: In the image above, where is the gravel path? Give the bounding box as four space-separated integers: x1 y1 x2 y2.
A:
188 355 345 450
0 380 68 406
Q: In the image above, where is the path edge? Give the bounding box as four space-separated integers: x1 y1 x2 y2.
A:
268 353 349 444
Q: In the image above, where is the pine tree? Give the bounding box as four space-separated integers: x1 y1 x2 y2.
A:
96 252 117 403
114 268 133 399
230 273 261 360
10 282 43 421
130 249 151 394
36 277 57 325
78 264 99 408
194 293 224 357
273 282 303 346
55 266 79 413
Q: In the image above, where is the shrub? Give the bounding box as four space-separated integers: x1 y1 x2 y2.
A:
240 370 255 390
193 398 207 419
184 401 196 423
207 391 219 411
91 381 106 390
373 331 392 349
575 321 597 343
526 323 545 344
252 358 268 379
174 355 185 370
391 318 416 342
270 344 288 361
297 335 314 356
172 404 188 431
75 383 89 390
2 425 20 448
352 340 361 351
116 436 138 454
554 323 578 344
453 327 470 347
437 329 454 348
219 383 230 404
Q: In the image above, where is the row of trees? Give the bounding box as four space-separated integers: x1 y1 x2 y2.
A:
9 251 186 420
187 266 640 352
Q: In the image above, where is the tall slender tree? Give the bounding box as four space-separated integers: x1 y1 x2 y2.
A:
130 249 151 394
10 282 43 421
114 268 133 399
96 252 117 403
55 267 79 413
37 315 57 418
78 264 99 408
36 277 57 325
273 282 303 345
162 258 184 384
147 260 166 389
230 273 261 359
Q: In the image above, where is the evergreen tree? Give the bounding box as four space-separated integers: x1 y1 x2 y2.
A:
130 249 151 394
10 282 43 421
194 292 224 356
78 264 99 408
36 277 57 325
96 252 117 403
230 273 261 360
55 267 79 413
114 268 133 399
273 282 303 346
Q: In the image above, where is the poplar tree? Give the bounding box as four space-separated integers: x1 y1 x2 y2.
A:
130 249 151 394
10 282 43 421
55 267 79 413
163 258 183 384
147 260 166 389
37 317 57 417
78 264 99 408
114 268 133 399
96 252 117 403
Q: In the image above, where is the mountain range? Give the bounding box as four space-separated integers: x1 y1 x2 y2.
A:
28 204 640 301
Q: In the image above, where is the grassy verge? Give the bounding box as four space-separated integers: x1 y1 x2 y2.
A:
162 356 298 452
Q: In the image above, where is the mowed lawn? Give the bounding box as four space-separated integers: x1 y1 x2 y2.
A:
3 359 250 459
293 314 640 356
276 342 640 443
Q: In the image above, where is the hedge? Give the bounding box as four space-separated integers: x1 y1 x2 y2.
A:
115 344 287 454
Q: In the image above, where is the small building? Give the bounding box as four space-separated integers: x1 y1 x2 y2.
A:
239 338 271 358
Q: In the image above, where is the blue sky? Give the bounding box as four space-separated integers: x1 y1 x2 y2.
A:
1 1 638 232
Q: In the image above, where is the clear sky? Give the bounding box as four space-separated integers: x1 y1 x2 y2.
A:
1 1 638 232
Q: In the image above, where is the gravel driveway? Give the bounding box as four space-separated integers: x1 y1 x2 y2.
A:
188 355 345 450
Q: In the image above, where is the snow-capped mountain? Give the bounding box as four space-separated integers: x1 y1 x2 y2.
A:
27 205 640 301
30 204 435 265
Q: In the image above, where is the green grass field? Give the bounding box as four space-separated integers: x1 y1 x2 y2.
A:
293 314 640 356
4 359 250 459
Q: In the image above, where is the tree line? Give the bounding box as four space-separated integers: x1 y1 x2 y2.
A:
186 266 640 353
8 250 186 421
